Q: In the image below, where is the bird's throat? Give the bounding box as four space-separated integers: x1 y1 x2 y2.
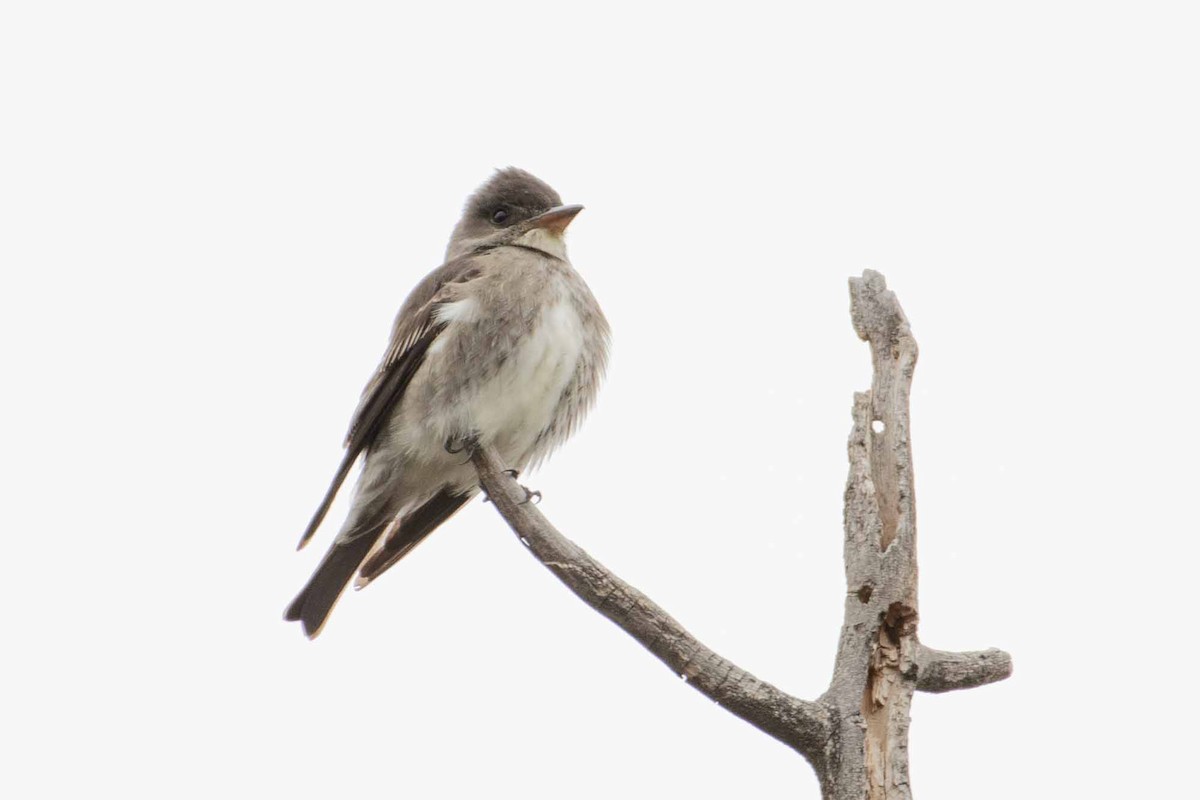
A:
512 227 568 260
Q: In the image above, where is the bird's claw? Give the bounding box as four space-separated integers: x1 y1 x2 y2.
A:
504 468 540 504
479 470 540 505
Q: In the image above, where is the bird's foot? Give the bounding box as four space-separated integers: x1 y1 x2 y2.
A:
445 433 481 464
503 469 541 504
481 470 541 505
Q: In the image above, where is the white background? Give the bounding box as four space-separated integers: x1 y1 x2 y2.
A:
3 2 1197 798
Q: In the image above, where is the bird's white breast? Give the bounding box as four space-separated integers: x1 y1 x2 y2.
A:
410 286 585 465
465 295 584 456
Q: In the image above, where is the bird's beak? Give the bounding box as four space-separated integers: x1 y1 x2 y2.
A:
528 204 584 234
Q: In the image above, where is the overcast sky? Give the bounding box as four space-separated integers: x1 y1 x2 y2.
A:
3 2 1197 798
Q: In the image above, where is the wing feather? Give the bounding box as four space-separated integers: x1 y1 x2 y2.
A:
295 256 483 550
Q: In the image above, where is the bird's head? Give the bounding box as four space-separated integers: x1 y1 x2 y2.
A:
446 167 582 260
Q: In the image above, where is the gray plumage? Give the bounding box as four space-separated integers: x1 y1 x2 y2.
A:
286 168 609 637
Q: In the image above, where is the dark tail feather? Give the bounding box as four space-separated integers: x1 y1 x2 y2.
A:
356 489 472 587
285 533 379 638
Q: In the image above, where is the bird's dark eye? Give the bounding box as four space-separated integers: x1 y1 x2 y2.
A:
491 208 509 224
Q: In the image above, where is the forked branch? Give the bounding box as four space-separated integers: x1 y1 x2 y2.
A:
470 270 1011 799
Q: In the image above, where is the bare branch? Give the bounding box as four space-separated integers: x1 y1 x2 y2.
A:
467 270 1011 798
915 645 1013 693
470 443 833 767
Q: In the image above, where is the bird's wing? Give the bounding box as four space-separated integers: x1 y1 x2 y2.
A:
295 256 484 550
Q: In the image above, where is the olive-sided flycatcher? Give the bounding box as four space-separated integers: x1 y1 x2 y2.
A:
286 168 609 637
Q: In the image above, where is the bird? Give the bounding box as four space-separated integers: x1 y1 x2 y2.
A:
285 168 609 638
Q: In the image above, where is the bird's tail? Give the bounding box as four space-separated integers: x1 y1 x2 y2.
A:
285 497 398 638
285 488 474 637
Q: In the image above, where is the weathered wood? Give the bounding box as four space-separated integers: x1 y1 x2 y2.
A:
470 270 1011 798
821 271 922 800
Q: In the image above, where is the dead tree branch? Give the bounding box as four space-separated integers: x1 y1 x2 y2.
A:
470 270 1011 799
471 444 833 769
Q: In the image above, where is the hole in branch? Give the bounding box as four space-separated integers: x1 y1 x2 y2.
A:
872 419 885 434
883 602 919 640
857 584 873 604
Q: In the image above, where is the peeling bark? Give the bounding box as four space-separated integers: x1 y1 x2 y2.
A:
470 270 1011 798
